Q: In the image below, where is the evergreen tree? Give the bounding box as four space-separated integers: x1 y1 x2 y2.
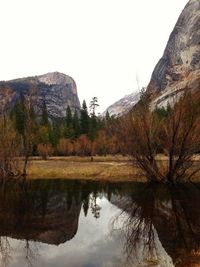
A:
29 105 36 121
15 95 27 136
64 124 75 140
82 196 90 217
73 110 80 138
64 106 75 140
66 106 73 127
88 97 100 142
88 97 100 159
89 114 98 142
38 126 50 144
41 100 49 126
105 110 110 121
38 100 51 147
89 97 99 116
80 100 89 135
49 121 60 146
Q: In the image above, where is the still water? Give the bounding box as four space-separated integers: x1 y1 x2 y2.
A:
0 179 200 267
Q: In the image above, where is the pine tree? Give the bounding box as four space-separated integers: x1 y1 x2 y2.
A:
64 125 75 140
64 106 75 140
38 126 50 144
41 100 49 126
88 97 100 159
105 110 110 121
49 121 60 146
82 196 90 217
80 100 89 135
66 106 73 127
73 110 80 138
15 95 27 136
89 115 98 142
89 97 99 116
88 97 100 142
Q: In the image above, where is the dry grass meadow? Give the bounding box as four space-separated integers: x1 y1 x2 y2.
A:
26 155 200 182
26 156 144 182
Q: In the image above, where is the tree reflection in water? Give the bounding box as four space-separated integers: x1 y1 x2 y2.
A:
0 237 12 267
112 183 200 267
0 180 85 267
0 180 199 266
0 237 39 267
24 239 39 267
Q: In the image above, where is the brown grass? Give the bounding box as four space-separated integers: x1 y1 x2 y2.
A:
26 156 144 182
28 155 131 162
25 155 200 182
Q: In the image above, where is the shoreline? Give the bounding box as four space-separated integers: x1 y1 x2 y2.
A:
26 155 200 182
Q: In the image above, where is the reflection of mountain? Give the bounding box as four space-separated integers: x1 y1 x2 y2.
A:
0 182 82 245
153 186 200 267
111 184 200 267
0 180 200 267
0 180 133 247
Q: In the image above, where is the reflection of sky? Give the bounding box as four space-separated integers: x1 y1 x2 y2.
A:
4 196 175 267
8 197 125 267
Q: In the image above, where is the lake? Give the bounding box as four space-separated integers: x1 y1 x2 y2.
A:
0 179 200 267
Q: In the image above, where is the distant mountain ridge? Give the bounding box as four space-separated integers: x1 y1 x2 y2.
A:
102 92 140 117
0 71 80 119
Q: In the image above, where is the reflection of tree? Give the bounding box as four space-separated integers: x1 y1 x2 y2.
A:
112 185 161 265
0 237 12 267
0 179 129 265
165 185 200 266
24 239 39 267
82 194 90 217
90 193 101 219
0 237 39 267
112 184 200 267
0 180 84 266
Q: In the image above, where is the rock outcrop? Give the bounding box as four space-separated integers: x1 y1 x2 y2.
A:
0 72 80 119
147 0 200 108
102 92 140 117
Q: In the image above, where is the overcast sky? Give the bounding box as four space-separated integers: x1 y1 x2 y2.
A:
0 0 188 112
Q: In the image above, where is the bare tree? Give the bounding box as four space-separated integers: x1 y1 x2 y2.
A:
121 91 200 183
21 86 39 177
0 115 21 181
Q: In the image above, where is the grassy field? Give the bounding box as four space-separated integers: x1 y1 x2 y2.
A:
26 155 200 182
27 156 146 182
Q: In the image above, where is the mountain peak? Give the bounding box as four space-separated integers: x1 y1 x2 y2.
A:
102 92 140 117
0 72 80 119
38 72 75 86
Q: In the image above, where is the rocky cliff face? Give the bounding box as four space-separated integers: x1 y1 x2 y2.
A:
102 92 140 117
147 0 200 108
0 72 80 119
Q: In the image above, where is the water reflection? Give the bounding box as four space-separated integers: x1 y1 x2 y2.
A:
0 180 130 267
112 183 200 266
0 180 199 266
